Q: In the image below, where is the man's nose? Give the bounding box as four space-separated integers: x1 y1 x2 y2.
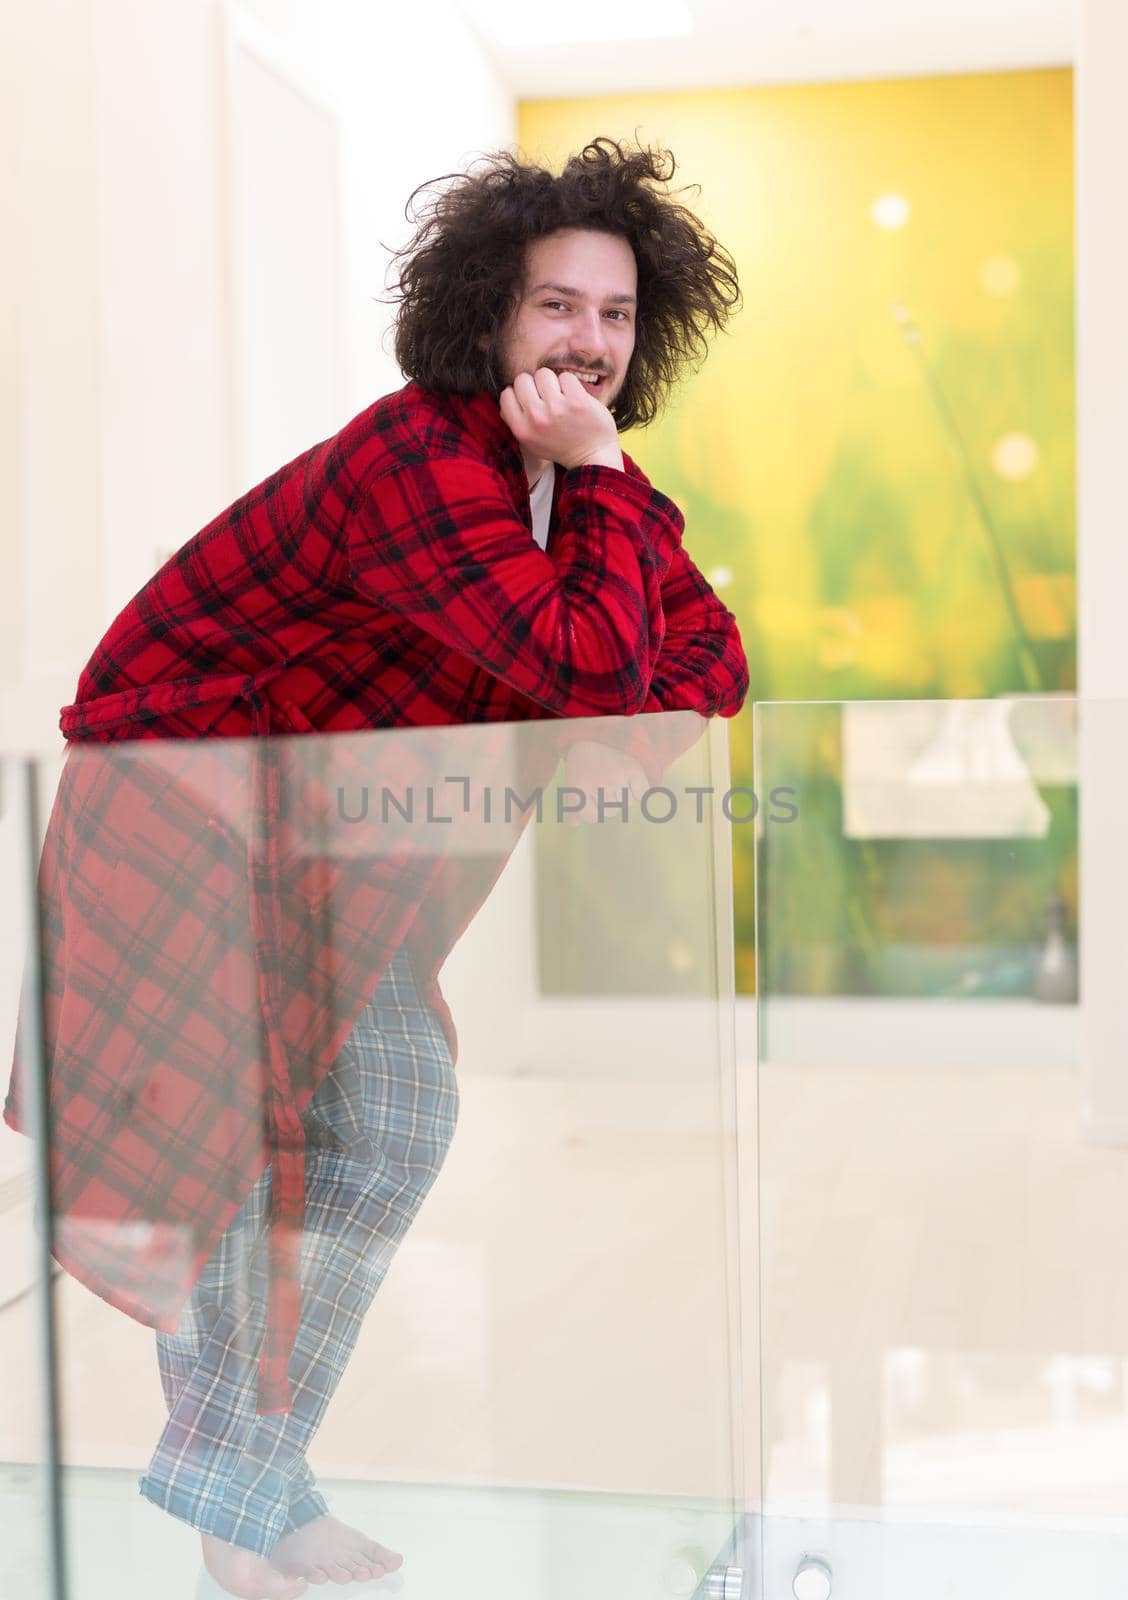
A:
573 309 610 364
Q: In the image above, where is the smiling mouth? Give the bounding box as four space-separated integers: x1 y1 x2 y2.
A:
554 367 609 391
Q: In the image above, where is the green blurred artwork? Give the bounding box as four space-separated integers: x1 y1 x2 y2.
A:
519 69 1075 996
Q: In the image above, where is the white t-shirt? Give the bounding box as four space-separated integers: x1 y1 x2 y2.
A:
529 463 555 551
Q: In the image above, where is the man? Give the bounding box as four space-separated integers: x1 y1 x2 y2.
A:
5 136 747 1598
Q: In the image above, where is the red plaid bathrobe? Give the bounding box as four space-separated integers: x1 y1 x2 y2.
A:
4 382 748 1411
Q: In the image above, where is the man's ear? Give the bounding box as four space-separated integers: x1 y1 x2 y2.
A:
476 335 490 352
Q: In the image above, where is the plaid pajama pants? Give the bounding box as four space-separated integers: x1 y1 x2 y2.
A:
137 946 459 1556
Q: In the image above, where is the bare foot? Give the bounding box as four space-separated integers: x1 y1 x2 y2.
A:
271 1515 403 1585
202 1532 309 1599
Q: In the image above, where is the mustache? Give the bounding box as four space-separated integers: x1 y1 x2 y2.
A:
548 360 613 378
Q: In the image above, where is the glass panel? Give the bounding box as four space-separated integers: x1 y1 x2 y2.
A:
3 711 742 1599
1 754 66 1600
754 695 1128 1597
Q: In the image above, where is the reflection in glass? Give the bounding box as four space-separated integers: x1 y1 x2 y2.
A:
1 714 741 1599
755 698 1128 1599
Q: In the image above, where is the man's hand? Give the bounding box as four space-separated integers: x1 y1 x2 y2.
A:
559 737 649 827
499 368 624 473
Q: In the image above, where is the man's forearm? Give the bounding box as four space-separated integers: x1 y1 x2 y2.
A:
643 541 749 717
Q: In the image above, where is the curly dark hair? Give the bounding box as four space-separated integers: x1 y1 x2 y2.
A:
383 136 741 432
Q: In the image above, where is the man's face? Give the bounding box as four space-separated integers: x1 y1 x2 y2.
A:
491 228 638 409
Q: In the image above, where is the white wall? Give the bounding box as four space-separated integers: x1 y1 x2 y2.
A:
0 0 514 758
93 0 231 673
3 0 105 756
0 0 517 1223
236 0 515 416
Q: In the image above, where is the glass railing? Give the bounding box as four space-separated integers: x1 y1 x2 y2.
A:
12 692 1121 1599
1 710 744 1600
751 695 1128 1599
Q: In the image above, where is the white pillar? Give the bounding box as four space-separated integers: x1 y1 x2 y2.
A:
1076 0 1128 1141
2 0 104 755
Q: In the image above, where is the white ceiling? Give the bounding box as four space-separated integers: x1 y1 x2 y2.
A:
456 0 1076 99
